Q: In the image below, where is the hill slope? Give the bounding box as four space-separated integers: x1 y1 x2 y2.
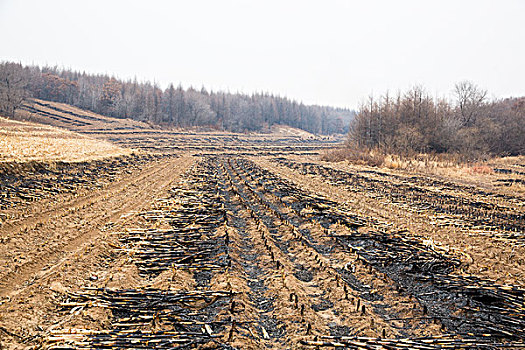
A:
0 115 131 162
18 99 151 133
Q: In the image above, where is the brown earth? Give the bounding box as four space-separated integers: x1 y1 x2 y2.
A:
0 155 195 348
0 100 524 349
1 151 524 349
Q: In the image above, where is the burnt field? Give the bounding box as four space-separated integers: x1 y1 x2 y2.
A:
1 117 524 349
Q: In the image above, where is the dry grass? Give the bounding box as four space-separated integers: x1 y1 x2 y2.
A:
270 124 317 139
321 147 385 167
323 147 525 196
464 164 494 175
0 117 132 162
382 153 464 171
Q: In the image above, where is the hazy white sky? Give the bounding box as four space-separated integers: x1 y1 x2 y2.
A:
0 0 524 109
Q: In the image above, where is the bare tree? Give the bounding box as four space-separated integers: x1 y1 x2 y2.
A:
454 81 487 127
0 61 355 133
0 62 28 117
185 91 215 126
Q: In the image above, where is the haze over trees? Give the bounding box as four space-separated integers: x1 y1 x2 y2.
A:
0 62 354 134
349 83 525 158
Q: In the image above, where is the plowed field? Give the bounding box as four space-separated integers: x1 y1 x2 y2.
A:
1 118 524 349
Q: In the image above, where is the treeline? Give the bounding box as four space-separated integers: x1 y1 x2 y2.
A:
0 62 354 134
349 83 525 158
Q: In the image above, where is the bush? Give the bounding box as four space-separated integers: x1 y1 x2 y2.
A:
347 83 524 160
321 147 385 167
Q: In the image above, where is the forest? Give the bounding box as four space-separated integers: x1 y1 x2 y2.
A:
348 83 524 158
2 61 523 158
0 61 354 134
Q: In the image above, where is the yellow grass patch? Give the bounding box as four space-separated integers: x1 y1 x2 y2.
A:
0 117 132 162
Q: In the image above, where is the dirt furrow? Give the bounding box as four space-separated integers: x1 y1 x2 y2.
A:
2 154 524 350
0 156 194 298
225 158 442 338
253 157 525 343
272 158 525 241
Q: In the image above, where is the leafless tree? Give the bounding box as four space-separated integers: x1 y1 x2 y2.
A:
0 61 355 133
0 62 28 117
454 81 487 127
185 91 215 126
